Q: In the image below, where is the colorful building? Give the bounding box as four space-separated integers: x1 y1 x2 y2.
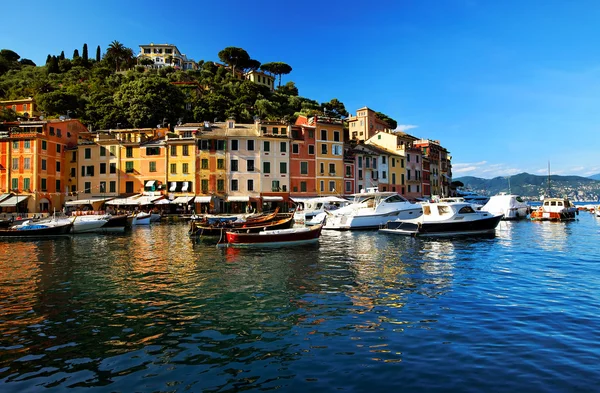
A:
258 121 291 209
195 122 227 213
0 119 88 214
347 107 391 142
414 139 451 197
0 97 38 118
289 123 317 198
137 43 198 70
166 125 197 210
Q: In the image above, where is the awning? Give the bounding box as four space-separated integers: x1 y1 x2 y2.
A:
172 196 195 204
105 194 142 205
154 199 171 205
65 197 114 206
145 180 156 187
227 196 249 202
195 196 211 203
0 195 30 207
290 196 318 202
0 194 11 203
263 196 283 202
136 195 164 205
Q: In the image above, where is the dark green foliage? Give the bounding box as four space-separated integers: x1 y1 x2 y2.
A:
217 47 250 76
20 59 36 67
321 98 348 118
261 62 292 87
96 45 101 62
73 49 80 59
59 51 65 60
82 44 88 63
47 56 59 74
375 111 397 130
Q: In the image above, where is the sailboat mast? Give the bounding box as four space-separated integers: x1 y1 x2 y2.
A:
547 161 551 197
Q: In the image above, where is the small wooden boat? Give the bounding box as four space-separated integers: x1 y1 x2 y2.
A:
221 224 323 248
0 221 73 238
132 212 152 225
189 212 293 237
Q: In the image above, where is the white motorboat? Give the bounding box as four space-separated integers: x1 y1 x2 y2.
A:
380 201 503 237
15 214 109 234
530 197 577 221
323 188 423 230
293 196 351 225
482 193 530 220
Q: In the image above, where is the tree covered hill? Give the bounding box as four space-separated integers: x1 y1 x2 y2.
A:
455 172 600 201
0 43 398 131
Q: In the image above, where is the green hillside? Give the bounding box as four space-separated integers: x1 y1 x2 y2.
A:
455 172 600 201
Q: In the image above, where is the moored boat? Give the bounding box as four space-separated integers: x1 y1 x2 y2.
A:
482 193 530 220
0 220 73 238
379 201 503 237
530 197 577 221
132 212 152 225
221 224 323 248
190 213 294 237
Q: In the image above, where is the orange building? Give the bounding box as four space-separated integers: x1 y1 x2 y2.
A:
0 97 38 118
0 119 88 214
289 123 317 198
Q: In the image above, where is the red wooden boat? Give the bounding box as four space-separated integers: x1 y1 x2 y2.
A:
190 213 293 237
222 224 323 248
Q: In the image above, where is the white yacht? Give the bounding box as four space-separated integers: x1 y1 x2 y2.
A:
323 188 423 230
293 196 351 225
482 193 530 220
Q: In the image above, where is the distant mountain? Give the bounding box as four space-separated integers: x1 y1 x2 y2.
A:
454 172 600 201
589 174 600 181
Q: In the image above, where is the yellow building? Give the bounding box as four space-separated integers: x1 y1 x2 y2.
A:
258 120 291 208
308 116 344 196
194 122 227 213
244 70 275 91
166 125 197 208
137 43 198 70
347 107 391 142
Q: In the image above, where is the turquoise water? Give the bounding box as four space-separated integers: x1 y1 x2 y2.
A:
1 213 600 392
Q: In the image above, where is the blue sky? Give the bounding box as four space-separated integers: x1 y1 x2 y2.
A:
2 0 600 179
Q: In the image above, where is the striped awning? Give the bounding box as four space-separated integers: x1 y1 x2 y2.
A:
0 195 30 207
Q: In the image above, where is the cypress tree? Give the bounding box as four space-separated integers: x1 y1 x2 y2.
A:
59 51 65 60
96 45 101 62
48 56 59 73
46 54 51 65
73 49 80 58
82 43 88 63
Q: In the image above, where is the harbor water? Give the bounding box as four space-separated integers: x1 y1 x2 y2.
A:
1 212 600 392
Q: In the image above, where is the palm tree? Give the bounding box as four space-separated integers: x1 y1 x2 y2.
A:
105 40 127 71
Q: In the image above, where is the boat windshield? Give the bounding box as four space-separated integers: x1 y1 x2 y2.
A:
384 194 409 203
458 206 476 214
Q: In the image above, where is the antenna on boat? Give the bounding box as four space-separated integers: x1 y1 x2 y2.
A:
547 161 551 198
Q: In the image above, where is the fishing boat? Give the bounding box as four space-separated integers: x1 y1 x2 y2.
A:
379 201 503 237
0 220 73 238
293 197 350 225
132 212 152 225
530 197 578 221
220 224 323 248
323 188 423 230
482 193 530 220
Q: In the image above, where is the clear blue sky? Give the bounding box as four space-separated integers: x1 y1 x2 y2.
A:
2 0 600 179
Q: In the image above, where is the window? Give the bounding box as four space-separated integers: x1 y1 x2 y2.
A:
110 163 117 174
329 163 336 174
321 130 327 140
308 130 314 139
263 141 270 152
55 161 60 172
23 178 30 191
320 180 324 192
70 168 76 178
321 144 327 154
41 178 47 191
100 146 107 157
292 144 299 154
247 140 255 151
382 171 387 179
86 165 94 176
41 159 47 170
56 144 62 153
372 158 377 169
280 162 287 174
149 161 156 172
358 170 363 180
171 145 177 156
199 140 209 150
23 158 30 170
201 179 209 192
231 140 239 150
217 179 224 192
99 181 106 193
217 159 224 169
247 179 254 191
126 181 134 193
11 178 17 190
263 162 271 174
358 157 362 168
333 145 342 155
100 163 106 174
42 140 47 150
110 181 116 193
247 159 254 171
346 165 352 177
12 141 18 150
320 162 325 174
280 126 287 135
126 147 133 158
272 127 279 135
146 147 160 156
392 158 395 167
71 151 77 162
231 179 238 191
300 181 307 192
365 158 370 168
231 160 238 171
280 142 287 153
407 154 410 162
345 181 352 193
182 163 189 174
110 146 116 156
85 148 91 159
24 141 30 149
201 159 209 169
126 161 134 173
170 163 177 174
382 156 386 164
392 173 396 184
272 180 280 191
300 161 308 175
216 140 225 151
334 131 340 142
329 181 335 192
407 169 411 180
49 127 55 136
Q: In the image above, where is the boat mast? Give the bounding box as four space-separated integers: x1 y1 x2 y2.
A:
547 161 551 198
